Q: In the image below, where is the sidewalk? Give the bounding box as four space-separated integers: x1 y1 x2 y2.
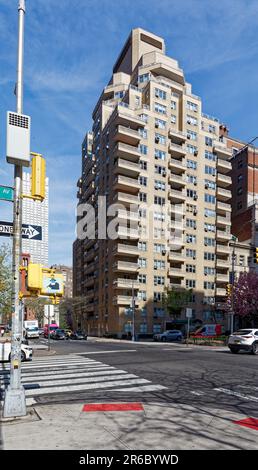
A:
1 401 257 450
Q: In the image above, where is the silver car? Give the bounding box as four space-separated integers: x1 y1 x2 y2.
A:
153 330 183 342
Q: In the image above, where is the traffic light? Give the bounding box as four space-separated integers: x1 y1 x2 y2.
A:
31 153 46 201
253 247 258 264
226 284 232 297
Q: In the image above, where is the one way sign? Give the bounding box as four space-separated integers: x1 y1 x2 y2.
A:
0 221 42 240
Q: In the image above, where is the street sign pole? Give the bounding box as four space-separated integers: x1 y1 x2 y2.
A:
3 0 26 418
186 308 192 347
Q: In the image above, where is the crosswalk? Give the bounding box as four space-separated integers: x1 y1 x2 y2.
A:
0 355 166 399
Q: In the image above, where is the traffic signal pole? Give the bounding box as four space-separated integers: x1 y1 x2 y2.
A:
3 0 26 418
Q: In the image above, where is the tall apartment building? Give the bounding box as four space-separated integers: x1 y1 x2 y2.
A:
73 28 232 337
22 171 49 265
52 264 73 298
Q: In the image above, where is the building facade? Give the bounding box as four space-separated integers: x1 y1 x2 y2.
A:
73 28 232 337
52 265 73 299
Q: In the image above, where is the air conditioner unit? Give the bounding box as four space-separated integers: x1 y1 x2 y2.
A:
162 250 166 255
205 184 209 189
187 120 191 125
154 266 157 270
162 172 167 177
194 151 198 156
193 210 198 215
204 228 208 232
193 257 196 260
193 195 198 200
193 182 197 186
155 123 159 128
187 134 191 139
155 155 159 159
155 137 160 143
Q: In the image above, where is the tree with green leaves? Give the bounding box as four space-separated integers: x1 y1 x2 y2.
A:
24 297 51 327
0 244 12 324
162 286 192 319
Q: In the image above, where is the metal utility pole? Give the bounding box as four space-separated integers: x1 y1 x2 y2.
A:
230 240 236 334
131 281 136 341
3 0 26 418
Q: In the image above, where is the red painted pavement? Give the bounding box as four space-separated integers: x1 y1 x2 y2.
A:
83 403 144 412
233 417 258 431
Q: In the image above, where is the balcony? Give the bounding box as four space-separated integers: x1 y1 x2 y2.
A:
114 243 139 257
114 158 140 178
113 295 139 306
217 158 231 174
113 278 140 289
217 187 231 202
217 201 232 215
216 273 229 283
170 220 185 231
116 209 139 223
84 277 95 287
169 173 186 188
169 129 187 144
168 267 185 278
216 216 231 228
117 226 139 240
168 251 185 262
114 175 140 193
170 204 185 217
216 288 227 297
141 51 185 84
169 189 186 203
213 143 232 159
115 125 141 146
216 259 230 269
114 142 141 162
115 106 145 128
113 261 139 273
216 244 230 255
216 230 231 242
84 182 95 200
169 158 186 174
169 142 186 158
217 173 232 188
114 192 139 206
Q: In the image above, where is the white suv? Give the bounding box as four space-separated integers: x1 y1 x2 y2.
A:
0 341 33 362
228 329 258 355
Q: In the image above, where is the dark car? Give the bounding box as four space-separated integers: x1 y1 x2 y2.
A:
70 330 87 340
52 329 66 340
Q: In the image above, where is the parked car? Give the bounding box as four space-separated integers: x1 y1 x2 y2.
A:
228 329 258 354
153 330 183 342
70 330 87 340
53 329 66 340
0 341 33 362
38 328 44 336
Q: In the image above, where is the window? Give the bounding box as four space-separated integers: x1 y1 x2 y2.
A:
205 194 216 204
154 211 165 221
204 252 215 261
155 165 166 176
154 308 165 318
237 187 243 195
187 160 197 170
139 128 148 139
140 160 147 170
205 137 213 147
138 257 147 268
204 208 216 218
171 101 177 110
204 223 216 232
208 124 216 134
171 114 177 124
186 219 197 229
237 201 243 210
203 298 215 306
139 192 147 202
139 114 148 123
186 204 197 214
204 281 215 290
238 159 243 169
204 267 215 275
153 324 162 333
154 259 165 270
186 234 196 243
154 102 167 115
138 73 150 83
138 241 147 251
187 174 197 185
140 307 147 317
139 144 148 155
154 180 166 191
205 165 216 176
186 249 196 259
186 279 196 288
138 274 147 284
154 227 166 239
139 176 147 186
204 237 215 246
154 292 162 302
140 323 147 334
155 118 166 129
205 179 216 190
155 133 166 145
139 208 147 218
154 276 165 286
154 243 166 253
114 90 125 99
187 189 198 199
154 196 166 205
186 264 196 273
187 132 197 142
155 149 166 160
205 150 216 162
239 255 245 266
186 101 198 112
186 115 198 126
155 88 166 100
138 290 147 301
238 174 243 184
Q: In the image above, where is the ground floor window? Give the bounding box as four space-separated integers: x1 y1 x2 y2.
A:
153 324 162 334
140 323 147 334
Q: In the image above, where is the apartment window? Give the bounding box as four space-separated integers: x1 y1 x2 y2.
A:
154 276 165 286
171 101 177 110
138 274 147 284
171 115 177 124
154 308 165 318
154 180 166 191
237 187 243 195
154 102 167 115
154 227 166 239
205 194 216 204
204 237 215 246
114 90 125 99
186 115 198 126
186 279 196 288
155 165 166 176
187 174 197 185
205 179 216 190
204 223 216 232
187 160 197 170
138 241 147 251
139 114 148 123
205 150 216 162
155 133 166 145
187 131 197 142
140 307 147 317
237 201 243 210
203 311 214 320
139 128 148 139
155 118 166 129
187 189 197 199
155 88 166 100
204 266 215 275
208 124 216 134
204 281 215 290
186 264 196 273
186 204 197 215
238 174 243 184
138 290 147 301
139 192 147 202
139 208 147 218
239 255 245 266
205 136 213 147
187 101 198 112
154 259 166 270
153 324 162 333
139 176 148 186
204 208 216 217
186 219 197 229
140 160 147 170
138 258 147 268
186 234 196 244
155 149 166 161
140 323 147 334
186 249 196 259
204 252 215 261
238 159 243 169
154 196 166 205
138 73 150 83
205 165 216 176
154 211 165 221
154 292 162 302
139 144 148 155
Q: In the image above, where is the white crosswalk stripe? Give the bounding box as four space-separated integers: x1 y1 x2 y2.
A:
0 355 166 398
214 386 258 402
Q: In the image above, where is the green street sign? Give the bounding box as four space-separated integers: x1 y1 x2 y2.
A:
0 186 14 202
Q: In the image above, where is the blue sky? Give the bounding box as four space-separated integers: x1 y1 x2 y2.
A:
1 0 258 266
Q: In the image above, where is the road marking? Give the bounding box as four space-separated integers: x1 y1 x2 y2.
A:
233 417 258 431
83 403 144 412
0 369 131 384
190 391 205 396
72 350 137 355
113 384 167 392
0 366 116 383
214 388 258 402
162 348 193 351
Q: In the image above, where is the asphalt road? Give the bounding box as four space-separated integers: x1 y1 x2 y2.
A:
30 337 258 417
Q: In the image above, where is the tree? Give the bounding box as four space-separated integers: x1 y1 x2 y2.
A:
24 297 51 326
0 244 12 324
162 286 192 319
228 271 258 327
59 296 86 329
